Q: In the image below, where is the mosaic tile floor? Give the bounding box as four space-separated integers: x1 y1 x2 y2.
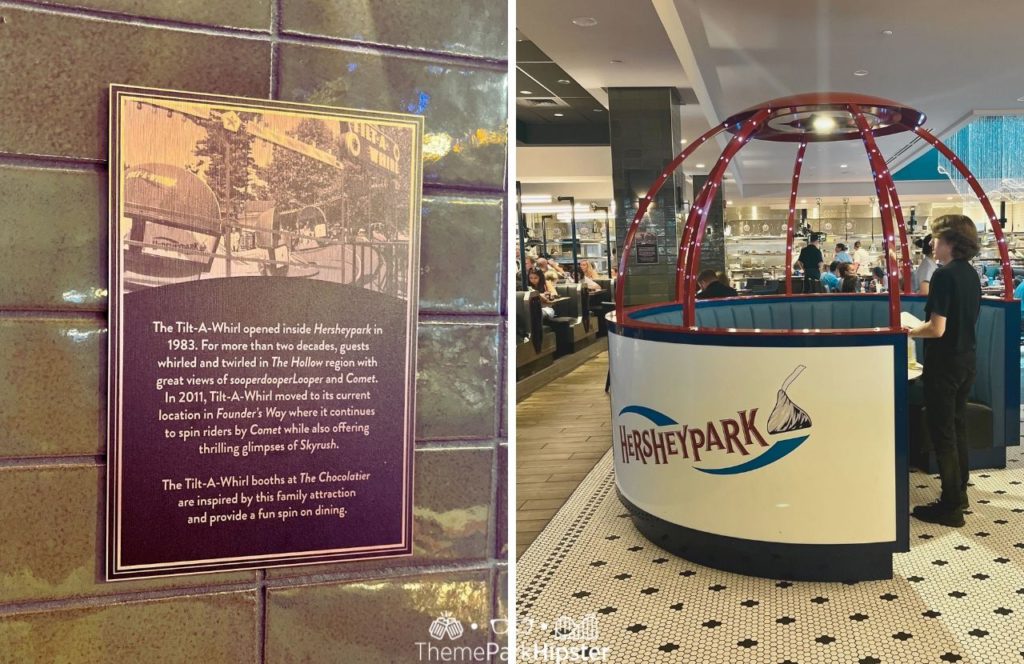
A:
517 445 1024 663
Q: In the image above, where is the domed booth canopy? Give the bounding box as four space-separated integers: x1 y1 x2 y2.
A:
123 163 222 278
723 92 926 143
607 93 1020 582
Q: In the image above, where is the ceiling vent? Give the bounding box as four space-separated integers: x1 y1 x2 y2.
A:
523 98 564 107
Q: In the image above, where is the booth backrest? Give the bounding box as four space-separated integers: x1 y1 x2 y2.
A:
630 295 1020 447
554 283 584 318
515 291 532 339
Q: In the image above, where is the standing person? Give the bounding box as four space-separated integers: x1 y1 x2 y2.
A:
907 215 982 527
796 234 824 291
834 243 853 264
853 241 871 275
912 235 938 295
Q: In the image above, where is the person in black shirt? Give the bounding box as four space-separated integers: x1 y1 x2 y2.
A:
796 234 825 291
907 214 981 527
696 269 738 299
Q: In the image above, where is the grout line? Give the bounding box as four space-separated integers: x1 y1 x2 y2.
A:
0 455 104 468
417 309 501 320
0 561 499 616
268 0 280 101
0 309 107 320
0 0 506 71
498 187 508 320
257 569 267 664
486 440 499 565
0 440 506 467
418 313 501 326
497 320 508 439
0 152 105 171
422 182 506 197
0 0 271 37
416 439 499 450
0 581 260 617
0 153 506 199
268 40 280 100
260 560 495 590
278 29 507 71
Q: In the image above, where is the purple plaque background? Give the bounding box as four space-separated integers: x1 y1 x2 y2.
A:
113 277 413 574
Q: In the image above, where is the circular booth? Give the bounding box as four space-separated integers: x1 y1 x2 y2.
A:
608 93 1020 581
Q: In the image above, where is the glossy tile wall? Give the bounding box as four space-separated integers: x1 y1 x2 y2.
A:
608 87 683 305
0 1 508 661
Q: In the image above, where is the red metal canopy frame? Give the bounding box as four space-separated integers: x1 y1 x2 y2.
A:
614 92 1014 329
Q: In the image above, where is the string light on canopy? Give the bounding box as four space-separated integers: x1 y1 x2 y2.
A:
615 92 1015 330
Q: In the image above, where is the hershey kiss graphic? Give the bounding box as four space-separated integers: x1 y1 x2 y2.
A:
767 365 812 434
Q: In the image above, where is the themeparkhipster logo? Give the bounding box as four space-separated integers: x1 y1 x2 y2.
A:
416 613 611 663
616 365 813 474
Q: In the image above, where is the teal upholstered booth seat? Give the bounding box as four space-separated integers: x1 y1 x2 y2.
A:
632 294 1020 456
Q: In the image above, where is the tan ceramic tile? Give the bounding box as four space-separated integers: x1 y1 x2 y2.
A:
0 166 106 310
0 465 257 604
0 318 105 458
0 8 270 159
281 0 506 59
40 0 271 29
0 591 258 663
278 44 507 188
416 324 499 440
266 570 492 663
420 195 503 314
266 446 494 579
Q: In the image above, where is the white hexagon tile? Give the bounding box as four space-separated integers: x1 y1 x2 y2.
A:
517 443 1024 663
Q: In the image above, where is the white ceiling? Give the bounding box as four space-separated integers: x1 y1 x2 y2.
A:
516 0 690 100
517 0 1024 204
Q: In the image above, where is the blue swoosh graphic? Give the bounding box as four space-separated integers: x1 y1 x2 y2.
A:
618 405 677 426
694 435 810 475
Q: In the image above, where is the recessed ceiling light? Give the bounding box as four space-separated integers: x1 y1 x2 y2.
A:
800 199 807 203
882 29 894 36
840 163 849 168
553 113 564 117
593 108 604 112
695 163 706 168
572 16 598 27
609 59 623 64
812 115 837 133
727 200 733 205
680 138 688 144
854 70 869 76
557 79 571 85
520 90 532 94
946 196 953 200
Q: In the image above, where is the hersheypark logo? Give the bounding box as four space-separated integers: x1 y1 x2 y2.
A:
616 365 812 474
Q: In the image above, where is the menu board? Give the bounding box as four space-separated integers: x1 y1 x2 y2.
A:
635 231 659 264
107 85 422 579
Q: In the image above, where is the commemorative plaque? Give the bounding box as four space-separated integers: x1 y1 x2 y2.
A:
107 85 422 578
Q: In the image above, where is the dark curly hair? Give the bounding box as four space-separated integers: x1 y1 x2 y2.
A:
914 234 933 257
930 214 980 260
